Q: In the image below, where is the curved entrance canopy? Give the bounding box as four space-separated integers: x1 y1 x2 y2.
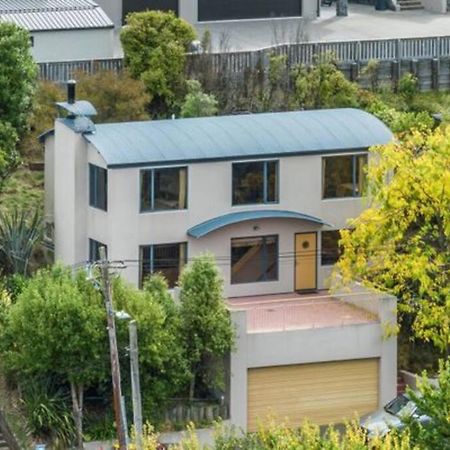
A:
187 209 331 239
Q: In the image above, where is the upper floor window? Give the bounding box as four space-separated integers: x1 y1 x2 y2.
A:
141 167 187 212
89 164 107 211
231 235 278 284
322 154 368 199
140 242 187 288
232 160 278 206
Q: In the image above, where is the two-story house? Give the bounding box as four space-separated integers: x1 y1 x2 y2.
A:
42 83 398 432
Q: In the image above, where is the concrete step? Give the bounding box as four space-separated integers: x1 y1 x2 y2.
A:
398 0 424 9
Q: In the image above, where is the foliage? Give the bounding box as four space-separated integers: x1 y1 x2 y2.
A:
336 127 450 353
294 54 360 110
121 10 196 115
398 73 419 101
0 208 42 276
0 23 36 135
180 80 218 118
112 277 189 421
20 377 76 445
76 69 151 123
0 23 37 187
0 266 108 448
361 59 380 92
406 358 450 449
179 255 234 400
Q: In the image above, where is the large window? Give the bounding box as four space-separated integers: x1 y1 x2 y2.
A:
322 154 368 199
232 160 278 205
89 239 107 262
231 235 278 284
89 164 107 211
321 230 342 266
140 242 187 288
141 167 187 212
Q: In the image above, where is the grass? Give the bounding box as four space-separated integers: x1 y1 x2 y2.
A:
0 168 44 214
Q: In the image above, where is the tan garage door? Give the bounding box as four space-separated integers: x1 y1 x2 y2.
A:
248 359 379 431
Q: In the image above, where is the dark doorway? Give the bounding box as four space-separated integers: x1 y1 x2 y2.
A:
198 0 302 22
122 0 179 23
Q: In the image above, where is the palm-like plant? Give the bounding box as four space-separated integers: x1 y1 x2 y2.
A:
0 209 42 276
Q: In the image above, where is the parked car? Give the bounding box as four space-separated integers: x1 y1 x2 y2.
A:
360 393 431 439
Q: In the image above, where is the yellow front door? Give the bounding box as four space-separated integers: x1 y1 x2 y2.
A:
295 232 317 291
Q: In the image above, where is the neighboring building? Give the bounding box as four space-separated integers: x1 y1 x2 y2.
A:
96 0 318 27
42 85 397 431
0 0 115 62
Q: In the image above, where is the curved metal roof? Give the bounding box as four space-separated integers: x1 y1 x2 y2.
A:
187 210 330 239
84 108 393 168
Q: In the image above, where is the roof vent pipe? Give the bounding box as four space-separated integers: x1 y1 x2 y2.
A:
67 79 76 104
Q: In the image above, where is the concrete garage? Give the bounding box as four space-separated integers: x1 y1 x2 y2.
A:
247 359 379 431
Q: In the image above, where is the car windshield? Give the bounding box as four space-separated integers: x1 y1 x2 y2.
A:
384 394 411 416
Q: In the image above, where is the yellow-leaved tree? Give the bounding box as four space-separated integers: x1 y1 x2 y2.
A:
337 126 450 354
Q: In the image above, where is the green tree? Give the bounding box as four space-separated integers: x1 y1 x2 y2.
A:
294 54 360 110
0 23 37 186
406 359 450 449
121 10 196 116
112 276 189 420
1 266 107 448
180 80 218 118
76 69 151 123
179 254 234 400
336 127 450 354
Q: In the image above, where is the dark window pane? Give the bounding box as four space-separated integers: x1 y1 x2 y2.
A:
231 235 278 284
154 167 187 211
266 161 278 203
233 162 264 205
141 170 152 211
323 156 353 199
321 230 341 266
89 239 107 262
89 164 107 210
140 243 186 288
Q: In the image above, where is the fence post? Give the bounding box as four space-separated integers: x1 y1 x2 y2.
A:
396 39 403 61
431 57 440 91
350 61 360 82
392 60 401 91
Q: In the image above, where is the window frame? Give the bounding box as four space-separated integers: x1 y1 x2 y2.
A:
322 153 368 200
232 159 279 206
231 234 279 285
89 164 108 211
89 238 107 262
140 166 188 213
139 242 188 288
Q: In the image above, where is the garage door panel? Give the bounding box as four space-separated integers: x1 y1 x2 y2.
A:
198 0 302 22
248 359 379 431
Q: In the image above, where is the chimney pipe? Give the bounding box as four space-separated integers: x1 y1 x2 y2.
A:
67 79 76 104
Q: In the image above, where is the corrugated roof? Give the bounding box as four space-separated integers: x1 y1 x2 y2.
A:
188 210 331 239
83 109 393 168
0 0 113 31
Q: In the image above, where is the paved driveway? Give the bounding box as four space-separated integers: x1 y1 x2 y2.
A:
195 5 450 51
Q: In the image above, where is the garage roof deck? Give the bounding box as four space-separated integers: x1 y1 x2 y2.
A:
228 291 378 333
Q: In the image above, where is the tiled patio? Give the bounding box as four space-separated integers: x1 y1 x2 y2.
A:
228 291 378 333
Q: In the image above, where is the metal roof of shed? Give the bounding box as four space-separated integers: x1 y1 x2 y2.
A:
0 0 113 31
188 210 331 239
84 109 393 168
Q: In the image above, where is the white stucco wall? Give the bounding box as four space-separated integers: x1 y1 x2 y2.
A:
421 0 447 13
49 122 367 295
31 28 115 63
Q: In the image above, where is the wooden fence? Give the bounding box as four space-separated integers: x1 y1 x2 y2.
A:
37 35 450 92
162 399 229 425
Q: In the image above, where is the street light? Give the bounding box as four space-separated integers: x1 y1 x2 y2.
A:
116 311 144 450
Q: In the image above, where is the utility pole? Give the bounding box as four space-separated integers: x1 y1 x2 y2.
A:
336 0 348 16
129 320 143 450
98 246 128 450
